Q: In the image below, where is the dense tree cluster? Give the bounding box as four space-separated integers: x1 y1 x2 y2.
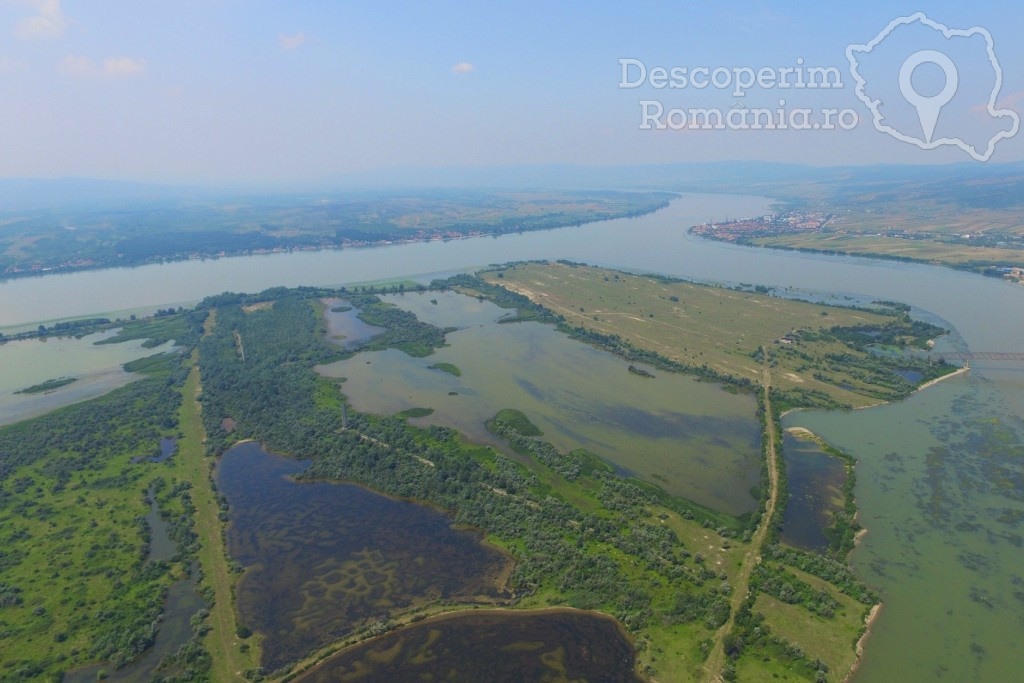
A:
764 546 877 605
750 564 840 617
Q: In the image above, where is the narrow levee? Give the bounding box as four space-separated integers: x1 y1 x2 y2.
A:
704 351 780 682
180 311 260 681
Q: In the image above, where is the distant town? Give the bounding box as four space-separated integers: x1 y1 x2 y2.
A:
690 211 832 242
692 211 1024 283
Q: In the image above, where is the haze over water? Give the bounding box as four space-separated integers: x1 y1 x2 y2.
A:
1 195 1021 680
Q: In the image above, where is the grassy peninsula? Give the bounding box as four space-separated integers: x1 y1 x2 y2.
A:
479 261 958 409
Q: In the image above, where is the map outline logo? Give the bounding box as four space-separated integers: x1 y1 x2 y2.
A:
847 12 1020 161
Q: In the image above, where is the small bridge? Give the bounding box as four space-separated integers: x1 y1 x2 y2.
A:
938 352 1024 362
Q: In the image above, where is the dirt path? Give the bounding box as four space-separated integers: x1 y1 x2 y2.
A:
178 312 258 681
233 330 246 362
703 351 780 681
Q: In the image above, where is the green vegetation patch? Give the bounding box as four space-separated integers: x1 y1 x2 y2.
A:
346 294 453 358
493 408 542 436
14 377 77 394
427 362 462 377
397 407 435 418
123 353 178 376
94 309 190 347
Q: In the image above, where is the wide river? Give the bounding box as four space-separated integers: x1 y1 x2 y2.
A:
1 194 1021 681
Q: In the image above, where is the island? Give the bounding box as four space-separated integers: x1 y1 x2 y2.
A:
0 262 965 682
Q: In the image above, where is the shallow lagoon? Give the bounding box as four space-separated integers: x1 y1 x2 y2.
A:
218 441 514 672
322 297 386 349
319 291 762 515
787 373 1024 682
0 329 175 426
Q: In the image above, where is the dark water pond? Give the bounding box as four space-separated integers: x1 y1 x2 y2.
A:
779 432 846 552
145 486 176 563
293 609 644 683
132 435 177 464
217 441 514 672
893 368 924 383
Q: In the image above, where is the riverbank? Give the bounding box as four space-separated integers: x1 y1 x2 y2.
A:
844 603 883 683
1 191 673 284
914 364 970 393
691 227 1024 279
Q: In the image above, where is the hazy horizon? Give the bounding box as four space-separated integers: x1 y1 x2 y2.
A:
1 1 1022 183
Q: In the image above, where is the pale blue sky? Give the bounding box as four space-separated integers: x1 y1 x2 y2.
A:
1 1 1021 183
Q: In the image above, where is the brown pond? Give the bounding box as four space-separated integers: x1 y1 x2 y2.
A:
292 608 645 683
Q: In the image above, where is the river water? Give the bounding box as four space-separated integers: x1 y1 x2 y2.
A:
1 194 1021 681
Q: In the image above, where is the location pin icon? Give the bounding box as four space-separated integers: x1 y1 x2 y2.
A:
899 50 959 143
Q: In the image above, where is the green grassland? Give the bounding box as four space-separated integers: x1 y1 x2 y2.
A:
0 355 189 680
483 261 955 408
176 346 261 682
0 314 211 682
747 565 869 682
